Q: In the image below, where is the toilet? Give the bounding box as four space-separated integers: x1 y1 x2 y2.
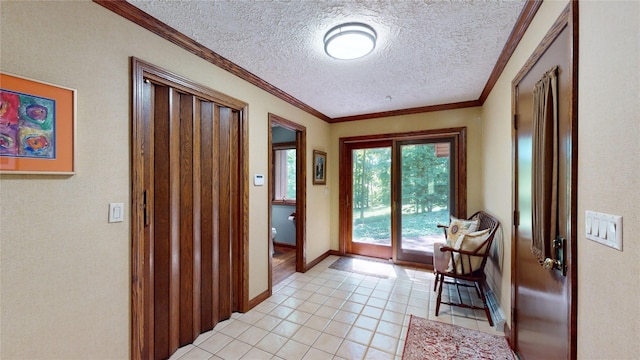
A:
271 227 277 255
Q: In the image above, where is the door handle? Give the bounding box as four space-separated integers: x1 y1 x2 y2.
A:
542 237 566 276
542 257 562 271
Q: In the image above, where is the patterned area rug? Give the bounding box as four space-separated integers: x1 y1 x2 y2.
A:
328 256 393 278
402 316 516 360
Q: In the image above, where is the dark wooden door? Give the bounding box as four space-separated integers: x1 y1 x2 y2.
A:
144 82 240 359
512 6 577 359
132 59 248 360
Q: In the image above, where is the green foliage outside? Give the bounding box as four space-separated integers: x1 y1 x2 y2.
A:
286 149 296 199
400 144 450 214
352 207 449 241
351 143 450 242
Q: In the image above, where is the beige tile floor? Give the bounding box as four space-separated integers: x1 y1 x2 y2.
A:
169 255 504 360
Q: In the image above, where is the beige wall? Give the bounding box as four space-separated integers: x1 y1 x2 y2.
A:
577 1 639 358
481 0 640 358
0 1 331 358
329 107 484 250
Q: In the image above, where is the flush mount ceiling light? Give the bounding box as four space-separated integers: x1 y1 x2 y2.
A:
324 22 377 60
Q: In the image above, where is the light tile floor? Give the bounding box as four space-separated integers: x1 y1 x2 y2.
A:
169 255 504 360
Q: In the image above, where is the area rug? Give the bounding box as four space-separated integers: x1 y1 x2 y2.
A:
328 256 393 278
402 315 516 360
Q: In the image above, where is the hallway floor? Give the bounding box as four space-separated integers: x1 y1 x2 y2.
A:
272 244 297 285
169 255 504 360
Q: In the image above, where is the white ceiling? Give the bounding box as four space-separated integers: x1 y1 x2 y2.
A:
128 0 526 119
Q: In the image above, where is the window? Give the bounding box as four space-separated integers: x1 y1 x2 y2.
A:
273 143 296 204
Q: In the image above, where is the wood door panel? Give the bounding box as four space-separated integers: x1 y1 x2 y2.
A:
132 58 248 360
349 243 392 259
179 93 195 346
218 107 233 320
209 105 221 329
146 84 236 359
199 101 215 331
230 110 241 311
152 85 172 360
191 98 203 339
141 78 155 360
513 8 576 358
168 88 182 356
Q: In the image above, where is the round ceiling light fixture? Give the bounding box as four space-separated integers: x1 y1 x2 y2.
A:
324 22 377 60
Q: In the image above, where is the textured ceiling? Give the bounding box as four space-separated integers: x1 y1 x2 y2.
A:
128 0 526 119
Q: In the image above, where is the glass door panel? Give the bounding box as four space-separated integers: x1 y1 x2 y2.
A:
396 141 452 263
349 145 392 259
341 133 462 265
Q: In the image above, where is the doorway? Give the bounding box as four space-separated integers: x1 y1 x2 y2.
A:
511 4 577 358
130 58 250 360
339 128 467 266
268 113 306 288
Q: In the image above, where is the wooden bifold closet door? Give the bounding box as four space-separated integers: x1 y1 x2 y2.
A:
141 78 241 360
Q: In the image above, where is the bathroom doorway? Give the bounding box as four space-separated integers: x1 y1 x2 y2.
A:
268 114 306 288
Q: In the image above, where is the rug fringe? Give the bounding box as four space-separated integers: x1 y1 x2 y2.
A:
402 316 516 359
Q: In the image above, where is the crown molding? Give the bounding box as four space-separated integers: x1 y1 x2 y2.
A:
93 0 331 122
94 0 541 123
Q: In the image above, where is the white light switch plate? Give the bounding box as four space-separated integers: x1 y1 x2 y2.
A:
109 203 125 223
585 210 622 251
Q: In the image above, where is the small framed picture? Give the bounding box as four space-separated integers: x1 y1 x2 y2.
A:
313 150 327 185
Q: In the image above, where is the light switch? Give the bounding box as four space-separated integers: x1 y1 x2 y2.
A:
599 220 608 240
611 215 623 251
109 203 124 223
585 210 622 251
607 222 616 243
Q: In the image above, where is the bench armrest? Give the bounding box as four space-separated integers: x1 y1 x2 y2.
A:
437 224 449 239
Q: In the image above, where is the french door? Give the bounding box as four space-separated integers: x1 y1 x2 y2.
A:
345 140 393 259
396 139 455 263
340 129 466 266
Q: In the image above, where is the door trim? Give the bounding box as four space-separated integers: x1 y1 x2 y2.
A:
268 113 307 279
130 57 250 360
510 3 578 357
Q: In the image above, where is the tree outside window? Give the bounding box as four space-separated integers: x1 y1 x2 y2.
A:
273 145 296 203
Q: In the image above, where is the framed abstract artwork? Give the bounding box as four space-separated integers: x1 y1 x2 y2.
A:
0 72 76 174
313 150 326 185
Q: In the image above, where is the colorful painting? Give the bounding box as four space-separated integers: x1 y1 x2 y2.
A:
0 72 75 174
0 90 56 158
